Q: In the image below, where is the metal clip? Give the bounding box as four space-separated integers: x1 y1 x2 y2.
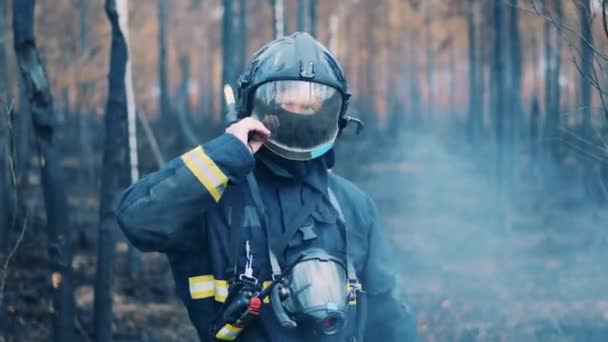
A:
239 240 258 285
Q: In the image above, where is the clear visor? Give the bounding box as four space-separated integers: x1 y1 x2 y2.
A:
251 80 343 160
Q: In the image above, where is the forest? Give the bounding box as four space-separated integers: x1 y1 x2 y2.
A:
1 0 608 341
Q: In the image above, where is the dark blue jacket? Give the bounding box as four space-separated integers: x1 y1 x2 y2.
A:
115 133 417 341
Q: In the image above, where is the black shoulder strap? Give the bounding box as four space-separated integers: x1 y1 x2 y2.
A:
327 187 358 283
228 186 245 272
273 189 323 263
246 174 283 277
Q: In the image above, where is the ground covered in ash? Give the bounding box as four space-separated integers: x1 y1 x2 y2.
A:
1 129 607 341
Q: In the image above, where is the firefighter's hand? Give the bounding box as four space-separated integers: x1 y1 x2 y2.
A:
226 117 271 154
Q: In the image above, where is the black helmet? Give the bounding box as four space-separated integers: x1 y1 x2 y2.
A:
236 32 353 160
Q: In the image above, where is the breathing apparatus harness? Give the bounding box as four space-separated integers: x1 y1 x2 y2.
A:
211 174 367 341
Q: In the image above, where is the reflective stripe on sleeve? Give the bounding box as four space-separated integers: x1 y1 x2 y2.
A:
215 279 229 303
188 275 215 299
188 275 231 302
181 146 228 202
214 323 244 341
262 281 272 303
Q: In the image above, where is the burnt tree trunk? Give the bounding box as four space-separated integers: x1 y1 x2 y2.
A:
542 0 563 169
176 53 199 147
508 0 522 151
12 0 74 340
466 0 481 146
158 0 170 123
424 1 434 120
309 0 317 37
408 30 422 128
448 42 456 116
579 0 594 198
94 0 131 340
270 0 285 39
491 0 508 222
237 0 248 73
222 0 235 115
0 0 6 95
501 0 520 195
297 0 307 32
0 0 11 250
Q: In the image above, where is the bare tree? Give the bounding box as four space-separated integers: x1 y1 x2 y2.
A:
95 0 131 340
449 40 456 115
424 1 435 119
579 0 594 198
222 0 236 116
0 0 6 96
270 0 285 39
158 0 170 123
0 0 10 249
309 0 317 37
297 0 308 32
408 30 422 128
237 0 248 73
492 0 508 221
541 0 563 165
12 0 74 340
509 0 523 144
176 53 199 147
124 0 140 282
466 0 482 146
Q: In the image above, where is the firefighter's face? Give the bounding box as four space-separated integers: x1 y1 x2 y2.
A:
275 82 323 115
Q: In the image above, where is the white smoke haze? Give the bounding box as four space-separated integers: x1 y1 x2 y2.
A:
336 124 608 341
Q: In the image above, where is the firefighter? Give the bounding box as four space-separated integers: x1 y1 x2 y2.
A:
116 32 418 341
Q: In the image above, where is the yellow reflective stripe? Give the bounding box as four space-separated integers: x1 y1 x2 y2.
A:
215 323 243 341
189 275 215 299
215 279 229 303
262 281 272 303
347 284 361 305
181 146 228 202
187 276 233 302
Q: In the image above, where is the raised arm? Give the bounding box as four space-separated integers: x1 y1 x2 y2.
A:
116 118 270 253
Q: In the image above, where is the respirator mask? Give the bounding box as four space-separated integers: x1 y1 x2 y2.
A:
271 248 352 335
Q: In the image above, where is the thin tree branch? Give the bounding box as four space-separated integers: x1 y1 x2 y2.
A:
603 0 608 40
515 1 608 62
560 126 608 155
558 138 608 162
0 214 28 310
571 55 608 97
4 101 17 232
137 109 165 167
600 167 608 199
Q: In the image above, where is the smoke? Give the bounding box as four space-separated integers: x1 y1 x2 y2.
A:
337 127 608 341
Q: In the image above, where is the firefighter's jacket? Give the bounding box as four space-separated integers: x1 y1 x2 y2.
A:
115 133 418 341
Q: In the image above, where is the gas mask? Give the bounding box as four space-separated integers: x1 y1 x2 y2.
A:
271 248 351 335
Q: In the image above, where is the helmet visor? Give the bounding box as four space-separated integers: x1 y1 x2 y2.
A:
251 80 343 160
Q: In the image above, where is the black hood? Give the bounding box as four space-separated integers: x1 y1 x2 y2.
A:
254 146 334 189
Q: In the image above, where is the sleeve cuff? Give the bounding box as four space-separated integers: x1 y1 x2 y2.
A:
180 133 255 201
204 133 255 182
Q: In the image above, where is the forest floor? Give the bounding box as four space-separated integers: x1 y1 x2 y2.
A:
2 128 608 341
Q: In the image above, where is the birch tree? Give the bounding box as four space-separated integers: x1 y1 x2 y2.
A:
94 0 132 340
